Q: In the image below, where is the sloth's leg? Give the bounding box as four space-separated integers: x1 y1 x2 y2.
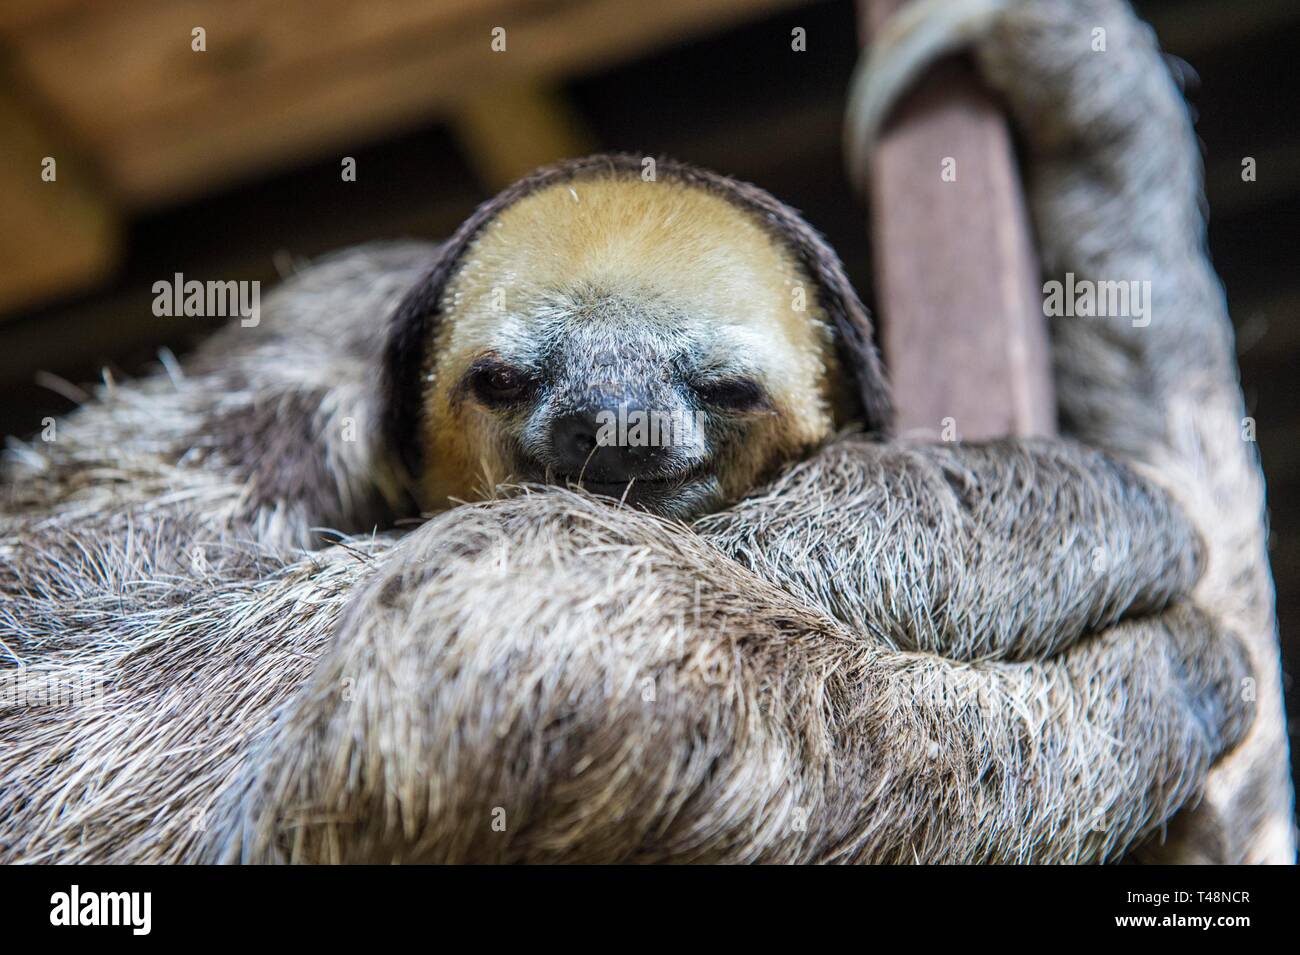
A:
966 0 1293 865
0 511 394 863
0 243 431 550
1 453 1235 863
204 494 1251 863
696 436 1203 661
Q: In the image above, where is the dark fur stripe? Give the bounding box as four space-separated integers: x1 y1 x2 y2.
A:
381 153 894 477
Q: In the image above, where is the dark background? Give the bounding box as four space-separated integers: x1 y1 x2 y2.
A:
1 0 1296 801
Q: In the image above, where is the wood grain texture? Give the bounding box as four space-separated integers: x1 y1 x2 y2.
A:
860 0 1052 441
2 0 802 206
453 84 596 192
0 73 118 315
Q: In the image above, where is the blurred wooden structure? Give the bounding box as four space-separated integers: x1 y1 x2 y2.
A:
858 0 1052 441
0 0 803 313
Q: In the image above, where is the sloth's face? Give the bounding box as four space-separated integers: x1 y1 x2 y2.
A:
450 311 781 517
420 177 846 518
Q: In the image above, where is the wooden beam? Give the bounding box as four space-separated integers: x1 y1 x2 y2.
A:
858 0 1052 441
453 84 596 192
0 72 118 316
5 0 803 206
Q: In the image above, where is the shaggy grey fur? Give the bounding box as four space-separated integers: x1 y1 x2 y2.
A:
207 493 1248 863
973 0 1293 862
0 0 1289 863
697 437 1205 661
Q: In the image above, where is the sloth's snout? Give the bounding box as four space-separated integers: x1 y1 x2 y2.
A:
549 405 669 484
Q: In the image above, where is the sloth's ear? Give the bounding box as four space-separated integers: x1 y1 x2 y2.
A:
382 241 455 481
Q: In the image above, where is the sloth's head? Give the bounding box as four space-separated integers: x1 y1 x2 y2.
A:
384 155 890 519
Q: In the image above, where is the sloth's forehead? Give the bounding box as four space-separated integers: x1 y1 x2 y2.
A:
475 298 775 380
440 177 829 376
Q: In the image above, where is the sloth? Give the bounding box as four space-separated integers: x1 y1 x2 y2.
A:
372 156 1233 670
382 154 892 518
0 0 1288 864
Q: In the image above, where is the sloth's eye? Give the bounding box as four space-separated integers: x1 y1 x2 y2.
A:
488 368 519 393
469 360 534 406
693 377 768 412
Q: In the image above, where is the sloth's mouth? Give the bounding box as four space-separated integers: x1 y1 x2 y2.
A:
556 469 706 500
516 459 719 516
558 469 702 491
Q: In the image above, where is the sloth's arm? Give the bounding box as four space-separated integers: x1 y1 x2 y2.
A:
1 489 1247 864
204 493 1251 864
873 0 1291 860
696 436 1202 661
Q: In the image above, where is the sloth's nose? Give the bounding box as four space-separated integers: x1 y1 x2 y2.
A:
550 406 668 483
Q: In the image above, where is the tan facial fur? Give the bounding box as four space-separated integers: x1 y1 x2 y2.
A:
420 174 847 514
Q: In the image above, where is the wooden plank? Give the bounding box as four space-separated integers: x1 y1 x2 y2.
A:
5 0 804 206
0 0 85 33
0 72 118 315
859 0 1052 441
6 0 504 134
453 84 596 191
